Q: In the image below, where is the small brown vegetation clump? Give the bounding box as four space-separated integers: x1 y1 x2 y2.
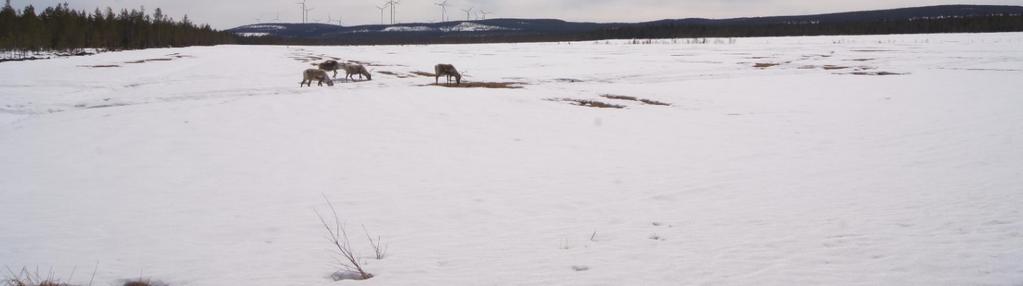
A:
822 65 850 70
753 63 780 68
431 82 524 89
600 94 671 106
554 78 584 83
851 71 906 76
3 268 72 286
125 58 174 64
548 98 626 109
80 64 120 68
121 279 168 286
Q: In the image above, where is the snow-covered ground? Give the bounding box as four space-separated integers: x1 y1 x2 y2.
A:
2 33 1022 285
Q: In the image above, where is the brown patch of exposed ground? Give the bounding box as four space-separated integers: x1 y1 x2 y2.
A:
754 63 781 68
600 94 672 106
125 58 173 64
80 64 121 68
548 98 626 109
823 65 851 70
851 71 907 76
377 71 412 78
429 82 525 89
410 71 436 77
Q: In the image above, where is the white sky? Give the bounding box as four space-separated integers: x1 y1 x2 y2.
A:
12 0 1023 29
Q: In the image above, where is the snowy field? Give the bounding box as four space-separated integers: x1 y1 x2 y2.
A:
2 33 1022 285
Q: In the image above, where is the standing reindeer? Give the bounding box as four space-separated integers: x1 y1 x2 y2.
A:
301 69 334 87
318 60 342 78
434 64 462 85
342 63 373 81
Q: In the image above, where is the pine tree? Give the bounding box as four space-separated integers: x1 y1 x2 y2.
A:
0 0 17 52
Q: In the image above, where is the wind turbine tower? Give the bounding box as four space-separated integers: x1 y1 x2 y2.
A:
296 0 314 23
386 0 401 24
375 4 389 25
435 0 450 22
462 7 473 21
478 10 491 20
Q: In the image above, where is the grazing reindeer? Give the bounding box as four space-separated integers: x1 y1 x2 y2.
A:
301 69 334 87
435 64 461 85
342 63 372 81
318 60 342 78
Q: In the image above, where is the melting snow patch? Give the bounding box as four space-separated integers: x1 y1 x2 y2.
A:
441 22 515 32
236 32 271 37
245 24 286 30
383 26 436 32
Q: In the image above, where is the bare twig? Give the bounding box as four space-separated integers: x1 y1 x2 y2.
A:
88 262 98 286
316 195 372 280
362 225 388 259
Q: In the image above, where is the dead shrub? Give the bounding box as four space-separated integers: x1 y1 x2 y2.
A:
315 196 373 281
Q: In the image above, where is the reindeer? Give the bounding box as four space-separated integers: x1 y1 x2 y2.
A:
318 60 342 78
301 69 334 87
434 64 462 85
342 63 372 81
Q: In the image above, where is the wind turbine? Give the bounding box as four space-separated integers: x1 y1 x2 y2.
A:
375 4 389 25
478 10 491 20
296 0 307 23
462 7 473 21
434 0 449 22
390 0 401 24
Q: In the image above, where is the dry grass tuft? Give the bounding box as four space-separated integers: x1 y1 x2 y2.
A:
753 63 780 68
3 267 74 286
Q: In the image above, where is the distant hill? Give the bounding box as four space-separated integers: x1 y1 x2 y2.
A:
229 5 1023 45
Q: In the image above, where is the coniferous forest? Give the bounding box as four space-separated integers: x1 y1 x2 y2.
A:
0 1 235 60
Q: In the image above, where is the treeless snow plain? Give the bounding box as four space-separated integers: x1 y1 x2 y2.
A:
1 33 1022 285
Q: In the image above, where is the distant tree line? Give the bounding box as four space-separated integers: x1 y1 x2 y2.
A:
586 15 1023 39
237 14 1023 46
0 1 235 58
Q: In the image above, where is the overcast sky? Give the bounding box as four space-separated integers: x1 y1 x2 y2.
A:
12 0 1023 29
